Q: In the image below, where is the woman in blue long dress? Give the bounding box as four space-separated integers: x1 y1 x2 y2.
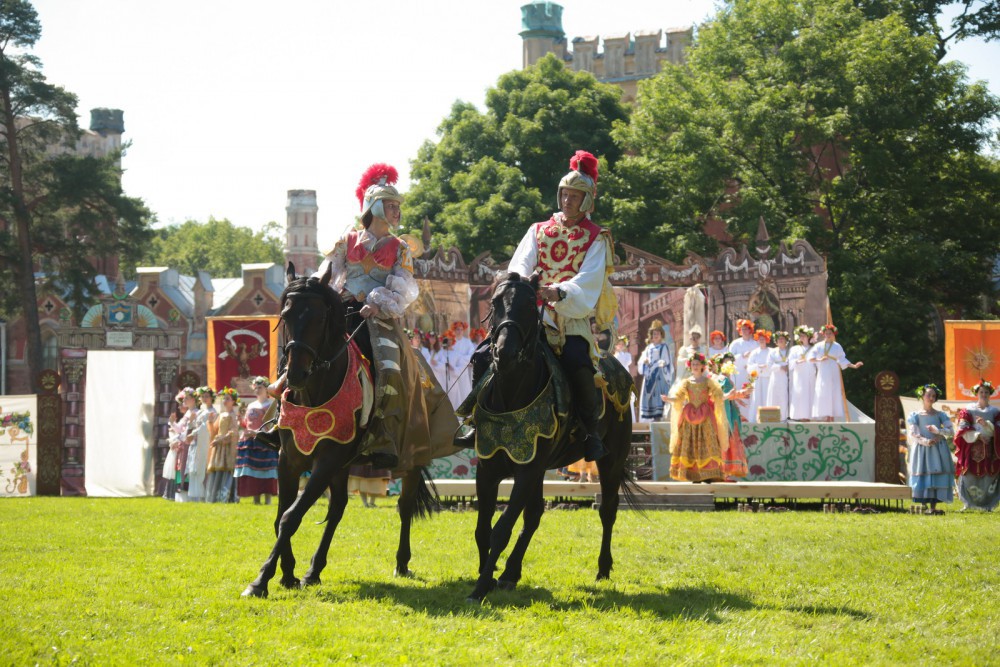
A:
638 320 673 422
906 383 955 515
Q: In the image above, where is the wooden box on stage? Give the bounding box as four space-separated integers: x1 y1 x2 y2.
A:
757 407 782 423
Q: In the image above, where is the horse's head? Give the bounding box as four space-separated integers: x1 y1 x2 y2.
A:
489 271 541 372
280 262 348 390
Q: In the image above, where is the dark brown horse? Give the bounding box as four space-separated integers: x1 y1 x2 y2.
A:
241 264 437 598
467 272 640 603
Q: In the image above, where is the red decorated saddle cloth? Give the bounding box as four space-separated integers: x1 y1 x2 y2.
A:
277 340 374 455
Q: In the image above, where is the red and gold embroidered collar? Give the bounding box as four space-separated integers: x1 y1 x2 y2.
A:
345 230 401 275
277 340 372 455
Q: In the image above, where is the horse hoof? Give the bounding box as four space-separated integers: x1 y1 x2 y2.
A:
394 567 415 579
300 576 321 588
279 576 301 590
497 579 517 591
241 585 268 599
595 572 610 582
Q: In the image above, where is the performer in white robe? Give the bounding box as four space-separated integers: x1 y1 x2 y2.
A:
447 323 476 409
765 331 791 421
746 329 772 423
788 326 816 421
675 326 705 382
809 324 863 421
707 330 728 358
728 319 757 422
186 387 217 502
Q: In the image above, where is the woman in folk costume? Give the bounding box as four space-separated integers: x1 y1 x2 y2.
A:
446 322 475 409
311 163 456 470
788 325 816 421
638 320 673 423
664 352 730 482
675 326 705 382
164 387 197 501
765 331 791 421
186 386 218 501
746 329 772 424
728 319 757 422
711 352 750 479
954 380 1000 511
206 387 240 503
808 324 863 422
234 377 278 505
906 383 955 515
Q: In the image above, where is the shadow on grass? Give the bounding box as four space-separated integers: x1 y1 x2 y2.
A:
330 580 870 623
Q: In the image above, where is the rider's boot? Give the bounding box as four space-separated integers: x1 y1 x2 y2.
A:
254 428 281 452
453 340 491 449
569 367 608 462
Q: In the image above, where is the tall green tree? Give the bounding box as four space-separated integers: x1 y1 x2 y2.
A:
611 0 1000 403
0 0 152 392
128 217 284 278
404 54 629 259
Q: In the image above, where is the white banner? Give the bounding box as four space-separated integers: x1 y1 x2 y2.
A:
0 394 38 497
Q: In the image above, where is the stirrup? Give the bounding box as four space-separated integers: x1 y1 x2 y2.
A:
454 424 476 449
254 429 281 451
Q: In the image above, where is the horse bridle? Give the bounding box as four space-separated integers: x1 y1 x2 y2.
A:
281 293 364 381
489 279 542 367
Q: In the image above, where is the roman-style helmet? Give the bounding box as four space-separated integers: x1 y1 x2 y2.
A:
355 163 403 223
557 150 599 214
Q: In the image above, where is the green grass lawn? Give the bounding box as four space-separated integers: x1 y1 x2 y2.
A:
0 496 995 666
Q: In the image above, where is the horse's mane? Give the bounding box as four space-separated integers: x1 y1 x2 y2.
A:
280 276 343 310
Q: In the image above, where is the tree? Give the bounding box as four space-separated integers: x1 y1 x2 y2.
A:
0 0 152 392
611 0 1000 403
128 217 284 278
854 0 1000 59
403 55 629 259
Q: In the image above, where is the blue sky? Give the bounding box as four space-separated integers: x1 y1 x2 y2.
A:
29 0 999 252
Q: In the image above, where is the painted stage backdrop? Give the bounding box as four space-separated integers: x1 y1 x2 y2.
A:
0 395 37 496
945 320 1000 401
206 316 280 397
650 421 876 482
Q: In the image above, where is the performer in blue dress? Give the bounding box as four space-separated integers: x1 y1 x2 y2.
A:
638 320 673 422
906 383 955 515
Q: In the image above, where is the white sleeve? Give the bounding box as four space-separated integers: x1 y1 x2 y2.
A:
507 226 538 278
368 243 418 319
312 236 348 293
552 236 608 319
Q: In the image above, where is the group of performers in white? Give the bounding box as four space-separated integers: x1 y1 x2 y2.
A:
634 319 863 424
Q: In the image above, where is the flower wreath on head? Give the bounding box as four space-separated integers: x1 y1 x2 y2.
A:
773 330 790 341
195 386 216 399
736 318 755 333
793 325 815 339
972 379 996 396
686 351 708 368
451 321 469 332
217 386 240 404
709 330 726 344
251 376 269 388
916 383 942 399
175 387 196 404
753 329 772 343
822 324 838 335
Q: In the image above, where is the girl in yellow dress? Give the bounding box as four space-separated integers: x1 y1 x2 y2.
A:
664 352 732 482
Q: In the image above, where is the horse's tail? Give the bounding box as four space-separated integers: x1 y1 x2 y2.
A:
412 466 442 520
619 454 650 518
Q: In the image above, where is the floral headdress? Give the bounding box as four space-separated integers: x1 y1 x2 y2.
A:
616 335 630 346
709 330 726 344
753 329 772 343
251 376 269 388
195 386 216 399
793 325 815 339
175 386 196 404
916 383 942 400
451 321 469 332
686 351 708 368
646 319 666 344
773 330 790 342
217 387 240 403
710 352 736 376
822 324 838 335
972 379 995 396
736 318 755 333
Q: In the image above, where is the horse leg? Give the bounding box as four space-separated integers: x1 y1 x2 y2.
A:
594 423 628 581
394 468 422 577
242 458 300 598
242 453 338 597
497 479 545 591
473 469 500 580
301 470 350 587
468 471 536 603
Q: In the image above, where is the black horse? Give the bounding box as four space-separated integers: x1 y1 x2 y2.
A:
467 272 639 603
242 264 437 598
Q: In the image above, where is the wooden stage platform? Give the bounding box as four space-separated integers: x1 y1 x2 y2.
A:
430 479 910 508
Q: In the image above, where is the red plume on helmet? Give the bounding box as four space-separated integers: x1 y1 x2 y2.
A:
569 150 598 183
355 163 399 207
